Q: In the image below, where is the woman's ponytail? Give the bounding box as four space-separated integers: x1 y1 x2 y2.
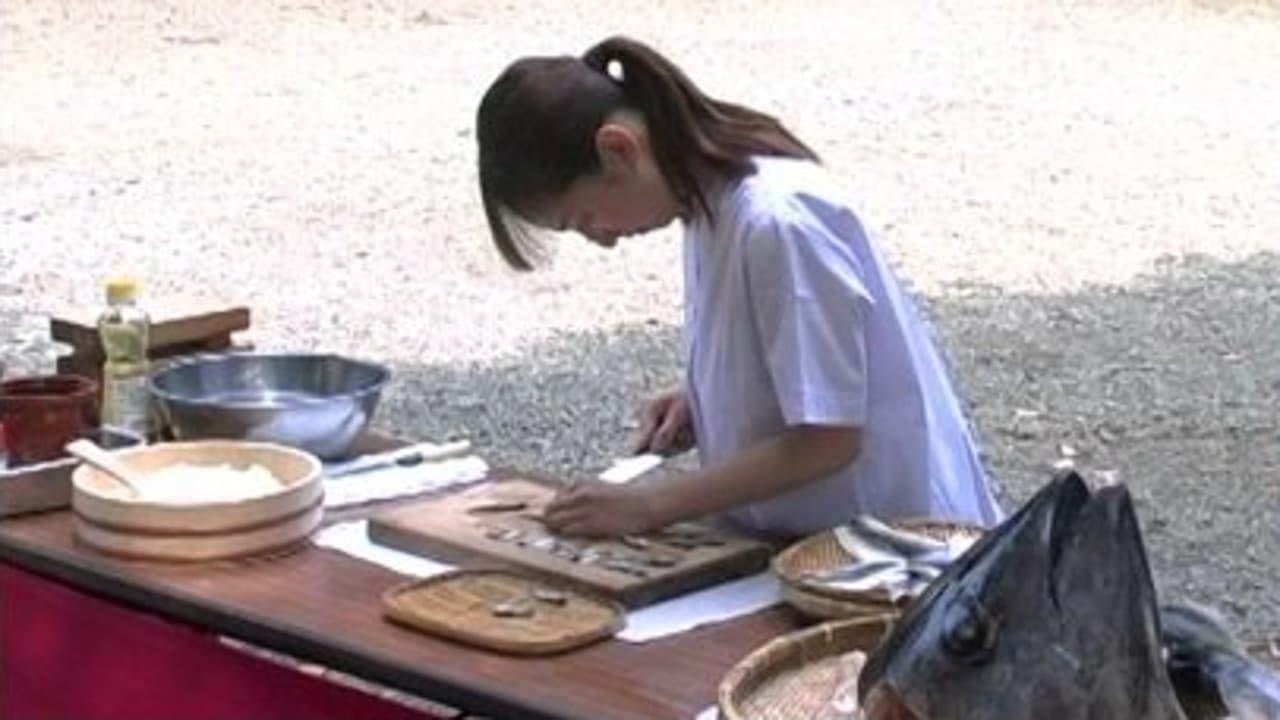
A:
477 36 816 270
582 36 818 219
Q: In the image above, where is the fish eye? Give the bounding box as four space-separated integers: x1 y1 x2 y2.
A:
942 595 997 663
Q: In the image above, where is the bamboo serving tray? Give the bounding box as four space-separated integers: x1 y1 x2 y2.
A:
718 615 895 720
383 569 626 655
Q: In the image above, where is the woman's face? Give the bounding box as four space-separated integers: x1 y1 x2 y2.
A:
526 118 684 248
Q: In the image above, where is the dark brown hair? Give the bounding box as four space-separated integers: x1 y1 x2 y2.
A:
476 35 819 270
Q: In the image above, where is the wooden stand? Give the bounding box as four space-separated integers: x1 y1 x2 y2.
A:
50 302 252 390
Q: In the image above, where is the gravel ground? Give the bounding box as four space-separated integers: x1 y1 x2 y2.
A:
3 0 1278 650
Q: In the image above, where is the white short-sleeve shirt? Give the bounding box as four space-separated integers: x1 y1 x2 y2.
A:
683 156 1004 537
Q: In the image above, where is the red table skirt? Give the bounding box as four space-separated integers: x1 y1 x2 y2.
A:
0 564 443 720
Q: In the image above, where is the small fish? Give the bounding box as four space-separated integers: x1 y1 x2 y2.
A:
803 520 973 603
1162 601 1280 720
804 559 902 592
620 535 651 550
484 527 524 543
550 545 581 562
660 523 706 538
835 516 959 566
526 536 560 553
491 597 535 618
469 500 529 514
804 566 939 604
532 587 568 606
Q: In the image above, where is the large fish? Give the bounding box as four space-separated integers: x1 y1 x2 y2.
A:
857 470 1188 719
1162 602 1280 720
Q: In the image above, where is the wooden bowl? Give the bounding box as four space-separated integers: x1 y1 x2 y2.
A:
0 374 99 465
719 615 896 720
71 440 323 561
72 502 323 562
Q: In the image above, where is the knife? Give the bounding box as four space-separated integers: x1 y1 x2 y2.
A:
325 440 472 479
596 452 664 484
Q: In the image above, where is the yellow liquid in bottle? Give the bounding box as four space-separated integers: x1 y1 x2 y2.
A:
98 283 152 435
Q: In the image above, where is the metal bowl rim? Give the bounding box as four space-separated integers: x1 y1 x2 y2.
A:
146 352 391 409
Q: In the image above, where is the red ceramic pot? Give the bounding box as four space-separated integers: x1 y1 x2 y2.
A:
0 375 100 466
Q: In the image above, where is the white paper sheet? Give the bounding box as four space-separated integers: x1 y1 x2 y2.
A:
619 571 779 642
313 519 781 643
313 519 454 577
695 706 720 720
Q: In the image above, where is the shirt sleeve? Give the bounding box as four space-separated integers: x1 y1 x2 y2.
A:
742 196 874 427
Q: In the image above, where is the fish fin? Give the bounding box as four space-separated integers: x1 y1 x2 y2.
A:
1219 658 1280 720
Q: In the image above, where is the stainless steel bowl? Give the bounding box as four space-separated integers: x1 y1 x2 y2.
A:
147 353 391 459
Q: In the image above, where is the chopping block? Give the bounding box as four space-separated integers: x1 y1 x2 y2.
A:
50 300 252 394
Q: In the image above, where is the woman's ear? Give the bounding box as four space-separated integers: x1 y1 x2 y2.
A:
595 122 642 176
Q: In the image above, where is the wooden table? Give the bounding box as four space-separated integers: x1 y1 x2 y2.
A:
0 466 801 720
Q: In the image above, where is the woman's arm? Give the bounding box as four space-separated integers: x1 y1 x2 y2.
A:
543 423 861 537
647 423 861 526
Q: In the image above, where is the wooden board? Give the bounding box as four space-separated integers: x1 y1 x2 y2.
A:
51 302 251 356
368 478 772 609
50 301 253 399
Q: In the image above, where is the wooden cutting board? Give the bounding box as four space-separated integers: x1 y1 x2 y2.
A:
367 477 772 609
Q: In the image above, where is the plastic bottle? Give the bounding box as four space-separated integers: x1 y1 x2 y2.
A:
98 277 153 436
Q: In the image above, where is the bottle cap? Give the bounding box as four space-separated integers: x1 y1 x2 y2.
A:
105 277 140 304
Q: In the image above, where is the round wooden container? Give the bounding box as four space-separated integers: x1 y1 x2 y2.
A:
71 440 323 561
718 615 896 720
772 520 987 620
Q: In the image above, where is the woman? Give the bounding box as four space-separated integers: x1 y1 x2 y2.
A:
475 35 1003 538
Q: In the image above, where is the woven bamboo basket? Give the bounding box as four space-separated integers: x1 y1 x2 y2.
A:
718 615 896 720
772 519 986 620
383 569 626 655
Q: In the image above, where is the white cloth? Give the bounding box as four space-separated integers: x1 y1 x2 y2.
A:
682 156 1003 536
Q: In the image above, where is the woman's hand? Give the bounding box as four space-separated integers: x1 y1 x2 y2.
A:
634 385 695 455
543 481 659 538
